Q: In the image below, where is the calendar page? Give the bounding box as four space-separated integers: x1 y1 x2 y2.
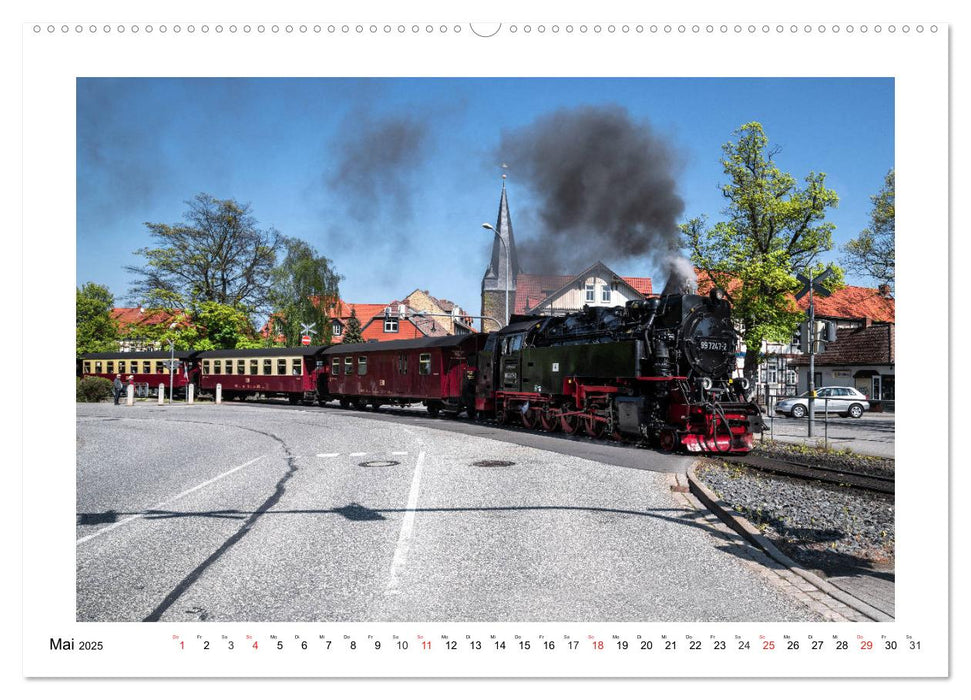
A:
18 0 954 688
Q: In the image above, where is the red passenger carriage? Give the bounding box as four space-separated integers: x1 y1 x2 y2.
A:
319 335 485 415
80 351 195 395
195 346 326 404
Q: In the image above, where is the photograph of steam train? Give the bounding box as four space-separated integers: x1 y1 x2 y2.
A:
76 77 895 624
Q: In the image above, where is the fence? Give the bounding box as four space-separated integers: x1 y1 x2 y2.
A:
760 391 895 451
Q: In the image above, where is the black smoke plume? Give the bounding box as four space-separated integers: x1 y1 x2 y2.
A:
497 105 695 294
328 112 428 223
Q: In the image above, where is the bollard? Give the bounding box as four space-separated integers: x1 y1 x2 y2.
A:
158 383 165 405
188 383 194 404
126 384 134 406
216 383 222 404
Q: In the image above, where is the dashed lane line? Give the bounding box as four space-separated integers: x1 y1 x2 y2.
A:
77 454 269 545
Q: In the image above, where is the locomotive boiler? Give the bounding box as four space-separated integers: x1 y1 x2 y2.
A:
475 289 762 452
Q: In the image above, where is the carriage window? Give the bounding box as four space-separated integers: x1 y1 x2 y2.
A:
419 353 431 375
203 360 211 373
225 360 233 375
278 359 287 375
143 361 151 373
106 361 114 373
293 360 302 376
118 361 126 373
250 359 258 374
264 359 272 375
344 357 353 375
238 360 246 374
358 357 367 375
155 361 164 374
95 361 103 372
214 360 222 374
331 358 341 375
84 361 91 373
398 353 408 374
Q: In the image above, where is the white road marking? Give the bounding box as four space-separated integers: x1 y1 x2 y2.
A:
384 449 427 596
349 452 367 457
391 451 409 456
316 453 340 458
77 454 268 545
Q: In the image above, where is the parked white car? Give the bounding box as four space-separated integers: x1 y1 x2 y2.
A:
775 387 870 419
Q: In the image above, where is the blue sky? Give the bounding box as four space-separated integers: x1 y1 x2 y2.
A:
77 77 893 316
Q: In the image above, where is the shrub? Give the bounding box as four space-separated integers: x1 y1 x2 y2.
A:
77 376 113 403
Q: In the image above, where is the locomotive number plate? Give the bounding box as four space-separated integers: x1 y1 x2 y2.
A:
699 338 730 351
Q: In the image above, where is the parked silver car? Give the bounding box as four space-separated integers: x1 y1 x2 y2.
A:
775 387 870 419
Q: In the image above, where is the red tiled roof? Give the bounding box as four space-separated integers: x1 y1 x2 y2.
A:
513 274 574 314
111 307 176 327
623 277 652 295
512 273 652 314
696 270 895 323
796 285 895 323
790 323 894 366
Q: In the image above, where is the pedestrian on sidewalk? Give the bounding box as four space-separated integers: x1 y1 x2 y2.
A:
112 374 123 405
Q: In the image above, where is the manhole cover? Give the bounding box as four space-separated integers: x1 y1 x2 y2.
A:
472 460 516 468
359 460 400 468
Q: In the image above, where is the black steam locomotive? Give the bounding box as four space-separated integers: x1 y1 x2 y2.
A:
474 288 762 453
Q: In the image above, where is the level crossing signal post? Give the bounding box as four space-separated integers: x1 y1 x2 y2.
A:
795 267 835 438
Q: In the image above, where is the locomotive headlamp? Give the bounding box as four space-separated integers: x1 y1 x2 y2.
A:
699 377 713 391
738 377 750 391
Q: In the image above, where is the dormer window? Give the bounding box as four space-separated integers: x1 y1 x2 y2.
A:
332 321 343 336
384 317 399 333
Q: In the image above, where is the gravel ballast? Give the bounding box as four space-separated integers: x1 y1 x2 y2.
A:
695 456 894 577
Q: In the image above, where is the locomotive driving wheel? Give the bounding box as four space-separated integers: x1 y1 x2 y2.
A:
539 407 560 432
658 428 678 452
560 412 581 434
583 412 606 438
521 408 538 429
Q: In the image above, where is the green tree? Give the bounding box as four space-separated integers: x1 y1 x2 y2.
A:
342 308 365 344
681 122 842 382
76 282 118 357
138 302 261 351
268 237 342 346
841 169 894 291
127 193 281 312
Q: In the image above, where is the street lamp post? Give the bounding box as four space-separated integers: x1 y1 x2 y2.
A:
481 222 509 327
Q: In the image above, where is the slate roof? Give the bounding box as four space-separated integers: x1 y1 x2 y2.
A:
790 323 895 366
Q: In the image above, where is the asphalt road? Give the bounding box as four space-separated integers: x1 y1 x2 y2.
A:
759 412 895 458
76 402 822 623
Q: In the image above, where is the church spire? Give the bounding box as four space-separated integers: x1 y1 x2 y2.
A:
483 175 521 292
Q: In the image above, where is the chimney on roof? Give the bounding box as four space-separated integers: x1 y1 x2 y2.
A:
878 283 892 298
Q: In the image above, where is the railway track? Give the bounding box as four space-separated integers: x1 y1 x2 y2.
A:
719 454 894 494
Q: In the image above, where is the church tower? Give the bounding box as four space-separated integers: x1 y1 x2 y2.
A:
481 178 521 332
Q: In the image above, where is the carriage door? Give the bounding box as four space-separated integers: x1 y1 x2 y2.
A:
501 333 524 391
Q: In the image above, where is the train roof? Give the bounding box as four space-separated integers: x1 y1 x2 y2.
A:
194 346 328 358
320 335 477 355
81 351 194 359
